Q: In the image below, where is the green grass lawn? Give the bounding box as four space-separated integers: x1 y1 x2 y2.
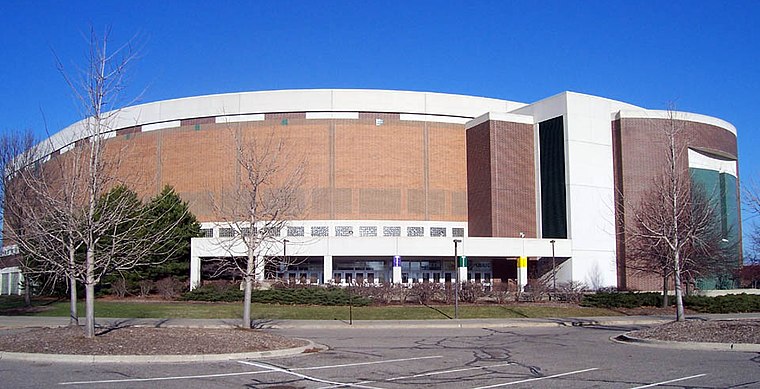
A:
0 296 620 320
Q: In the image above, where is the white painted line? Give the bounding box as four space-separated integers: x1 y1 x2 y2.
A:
59 370 272 385
294 355 443 371
245 360 383 389
629 373 707 389
317 362 515 389
472 367 599 389
59 355 443 385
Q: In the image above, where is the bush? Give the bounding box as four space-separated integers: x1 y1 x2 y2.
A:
684 293 760 313
181 283 244 302
138 280 154 297
489 281 517 304
182 284 371 306
460 282 486 303
554 281 589 303
582 292 760 313
110 278 128 298
522 279 550 302
410 282 444 304
155 277 186 300
580 292 664 308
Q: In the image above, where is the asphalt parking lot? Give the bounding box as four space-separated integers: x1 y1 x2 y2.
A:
1 324 759 388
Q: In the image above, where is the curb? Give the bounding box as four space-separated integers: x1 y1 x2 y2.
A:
612 332 760 353
0 339 325 364
261 318 672 329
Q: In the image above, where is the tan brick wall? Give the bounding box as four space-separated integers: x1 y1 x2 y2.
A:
58 114 470 223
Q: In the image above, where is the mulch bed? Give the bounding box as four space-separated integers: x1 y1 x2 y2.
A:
0 326 307 355
629 319 760 344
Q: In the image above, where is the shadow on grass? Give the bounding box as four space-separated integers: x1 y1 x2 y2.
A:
421 302 453 319
497 305 530 318
0 296 62 316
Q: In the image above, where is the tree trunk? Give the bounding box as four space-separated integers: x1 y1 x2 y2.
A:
69 245 78 326
661 274 669 308
84 247 96 338
674 252 685 322
242 274 253 329
23 272 31 307
69 276 78 326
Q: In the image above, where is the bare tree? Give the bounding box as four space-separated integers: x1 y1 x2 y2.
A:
4 28 192 339
211 127 305 329
0 129 39 306
624 108 727 321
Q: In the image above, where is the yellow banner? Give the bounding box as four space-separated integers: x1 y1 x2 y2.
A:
518 256 528 268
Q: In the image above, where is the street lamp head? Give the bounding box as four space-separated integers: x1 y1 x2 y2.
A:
519 232 525 238
453 239 462 243
283 239 290 243
550 239 555 244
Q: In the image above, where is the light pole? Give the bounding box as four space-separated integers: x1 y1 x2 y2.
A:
550 239 556 292
453 239 462 319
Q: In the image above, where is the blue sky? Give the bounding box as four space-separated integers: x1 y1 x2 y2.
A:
1 1 759 241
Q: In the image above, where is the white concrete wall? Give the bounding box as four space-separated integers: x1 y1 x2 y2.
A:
512 92 623 288
38 89 529 156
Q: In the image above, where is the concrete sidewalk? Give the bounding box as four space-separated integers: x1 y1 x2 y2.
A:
2 313 759 330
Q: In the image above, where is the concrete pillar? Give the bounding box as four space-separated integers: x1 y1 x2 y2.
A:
190 256 201 290
323 255 333 284
392 255 402 284
517 256 528 292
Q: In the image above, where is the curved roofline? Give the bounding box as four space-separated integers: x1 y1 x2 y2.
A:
616 109 737 136
41 89 528 154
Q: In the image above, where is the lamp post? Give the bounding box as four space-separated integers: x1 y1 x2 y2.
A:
550 239 556 292
453 239 462 319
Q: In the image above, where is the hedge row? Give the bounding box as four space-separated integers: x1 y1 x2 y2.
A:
581 292 760 313
182 284 371 306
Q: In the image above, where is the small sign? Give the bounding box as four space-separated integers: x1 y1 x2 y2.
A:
518 256 527 268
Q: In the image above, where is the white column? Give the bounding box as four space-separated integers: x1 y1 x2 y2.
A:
392 255 402 284
323 255 333 284
517 256 528 292
190 256 201 290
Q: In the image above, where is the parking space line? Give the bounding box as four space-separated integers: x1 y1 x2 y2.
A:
317 362 516 389
59 370 272 385
58 355 442 386
245 360 384 389
629 373 707 389
472 367 599 388
248 355 443 371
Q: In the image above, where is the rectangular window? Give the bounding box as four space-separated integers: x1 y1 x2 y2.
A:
383 226 401 237
200 228 213 238
335 226 354 237
359 226 377 237
260 227 279 237
539 116 568 238
287 226 305 237
238 227 251 236
452 228 465 237
219 228 234 238
312 226 329 237
407 226 424 237
430 227 446 237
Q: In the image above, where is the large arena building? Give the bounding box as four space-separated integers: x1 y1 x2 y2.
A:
27 89 740 292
